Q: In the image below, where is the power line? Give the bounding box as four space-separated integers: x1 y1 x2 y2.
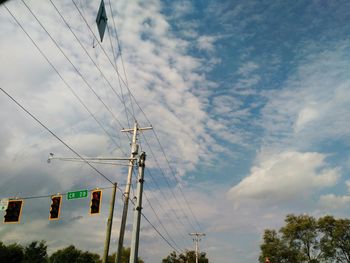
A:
0 86 114 185
71 0 138 121
106 22 131 130
20 0 127 142
141 133 199 231
69 3 202 233
4 0 201 252
150 130 202 231
4 3 125 154
143 182 192 249
141 213 181 254
67 0 203 233
138 137 195 247
1 186 115 200
106 0 136 119
0 86 179 253
48 0 134 147
143 191 184 253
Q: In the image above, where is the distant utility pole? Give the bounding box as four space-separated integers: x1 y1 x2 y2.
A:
116 122 152 263
189 232 206 263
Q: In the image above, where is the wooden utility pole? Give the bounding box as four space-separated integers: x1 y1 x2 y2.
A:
129 152 146 263
116 122 152 263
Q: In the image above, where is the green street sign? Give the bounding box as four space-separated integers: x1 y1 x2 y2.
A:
67 190 88 200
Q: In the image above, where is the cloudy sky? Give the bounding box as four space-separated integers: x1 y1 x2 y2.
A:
1 0 350 262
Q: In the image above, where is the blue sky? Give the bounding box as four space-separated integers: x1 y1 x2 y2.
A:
1 0 350 262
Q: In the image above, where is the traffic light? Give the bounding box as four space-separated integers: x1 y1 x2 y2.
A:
4 200 23 223
90 190 102 214
49 195 62 220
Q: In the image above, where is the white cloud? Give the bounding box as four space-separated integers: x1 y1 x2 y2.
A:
197 35 217 52
294 106 319 132
261 43 350 149
227 151 339 206
237 61 259 77
319 194 350 210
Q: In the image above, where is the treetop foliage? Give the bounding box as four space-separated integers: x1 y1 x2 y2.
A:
259 214 350 263
0 241 144 263
162 250 209 263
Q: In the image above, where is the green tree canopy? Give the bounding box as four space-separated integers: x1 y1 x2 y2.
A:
23 241 48 263
107 246 144 263
0 242 24 263
259 214 350 263
49 245 100 263
162 250 209 263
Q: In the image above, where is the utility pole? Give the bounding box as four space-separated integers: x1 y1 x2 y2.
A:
116 122 152 263
47 121 152 263
189 233 206 263
102 182 117 263
129 152 146 263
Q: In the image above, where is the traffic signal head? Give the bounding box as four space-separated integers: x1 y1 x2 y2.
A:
4 200 23 223
90 190 102 214
49 195 62 220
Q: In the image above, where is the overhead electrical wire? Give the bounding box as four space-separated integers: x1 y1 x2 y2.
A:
1 186 115 200
20 0 128 143
106 0 136 119
5 0 202 250
137 138 194 247
48 1 190 250
106 22 131 131
143 190 184 253
71 0 140 122
74 0 204 235
0 85 114 185
3 3 187 252
48 0 132 141
141 133 199 231
143 180 193 248
85 0 203 232
0 85 179 253
4 3 125 155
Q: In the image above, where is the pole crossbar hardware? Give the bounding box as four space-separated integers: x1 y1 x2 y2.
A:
189 232 206 263
130 152 146 263
47 154 137 164
116 122 152 263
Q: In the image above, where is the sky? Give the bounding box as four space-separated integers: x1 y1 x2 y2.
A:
1 0 350 262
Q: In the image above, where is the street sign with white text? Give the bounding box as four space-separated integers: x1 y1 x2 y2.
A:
67 190 88 200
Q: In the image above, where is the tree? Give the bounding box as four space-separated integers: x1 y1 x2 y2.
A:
23 241 48 263
0 242 24 263
259 229 301 263
319 216 350 263
259 214 350 263
162 250 209 263
107 247 144 263
280 214 322 262
49 245 100 263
